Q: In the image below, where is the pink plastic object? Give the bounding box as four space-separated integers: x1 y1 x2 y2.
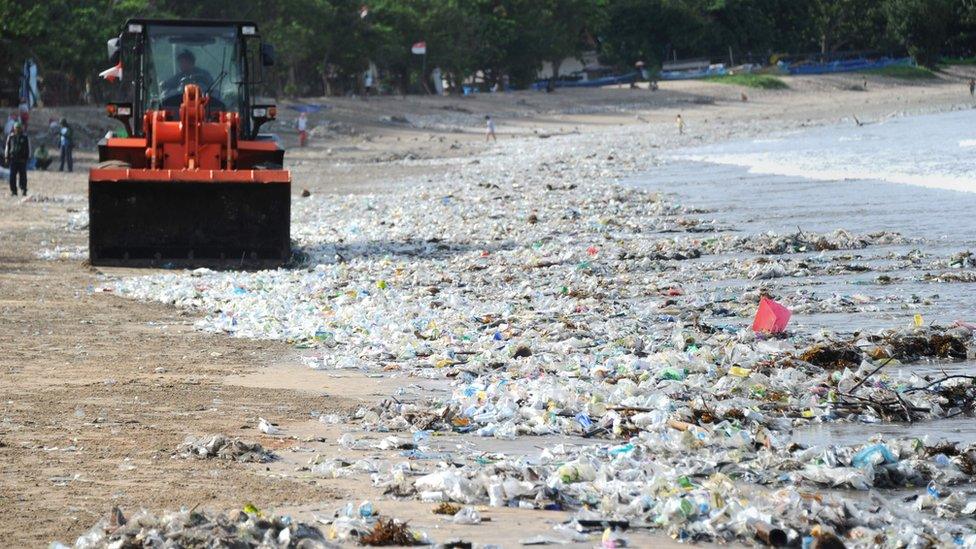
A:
752 296 791 333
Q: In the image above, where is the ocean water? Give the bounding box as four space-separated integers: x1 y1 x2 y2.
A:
629 110 976 333
676 108 976 193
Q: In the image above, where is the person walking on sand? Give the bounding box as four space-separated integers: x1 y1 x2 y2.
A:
363 70 374 99
485 115 496 142
676 114 685 135
58 118 73 172
969 78 975 97
5 122 30 196
297 112 309 147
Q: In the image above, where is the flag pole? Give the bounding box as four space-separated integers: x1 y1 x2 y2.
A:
413 41 430 94
422 52 428 95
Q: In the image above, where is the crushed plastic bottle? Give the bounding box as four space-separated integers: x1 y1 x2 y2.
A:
452 506 482 524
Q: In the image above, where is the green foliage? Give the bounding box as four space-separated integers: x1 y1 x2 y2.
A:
0 0 972 103
940 56 976 66
808 0 886 54
600 0 709 68
0 0 154 103
704 73 789 89
882 0 954 67
862 65 937 79
538 0 607 78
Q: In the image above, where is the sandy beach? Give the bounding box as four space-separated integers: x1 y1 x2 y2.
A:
3 70 976 547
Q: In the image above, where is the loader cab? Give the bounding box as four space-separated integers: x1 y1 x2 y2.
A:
108 19 275 139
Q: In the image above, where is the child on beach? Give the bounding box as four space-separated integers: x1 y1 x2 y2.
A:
297 112 308 147
676 114 685 135
485 115 496 142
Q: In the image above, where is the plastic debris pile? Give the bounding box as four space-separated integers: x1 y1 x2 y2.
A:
174 434 277 463
108 125 929 357
343 320 976 544
61 502 438 547
98 123 976 546
35 244 87 261
402 441 972 542
356 427 976 546
359 322 976 433
55 506 333 548
315 501 429 546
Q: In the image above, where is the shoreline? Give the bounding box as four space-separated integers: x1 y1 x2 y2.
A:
667 107 976 195
4 72 976 546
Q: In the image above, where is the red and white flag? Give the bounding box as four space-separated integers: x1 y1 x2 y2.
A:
99 62 122 82
411 41 427 55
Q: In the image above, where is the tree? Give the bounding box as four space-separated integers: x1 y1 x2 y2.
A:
883 0 954 66
369 1 424 94
693 0 812 61
808 0 883 55
538 0 606 80
0 0 153 104
600 0 708 69
0 0 960 103
417 0 482 92
945 0 976 58
476 0 560 89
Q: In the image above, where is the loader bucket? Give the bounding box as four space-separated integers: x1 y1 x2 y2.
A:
88 168 291 268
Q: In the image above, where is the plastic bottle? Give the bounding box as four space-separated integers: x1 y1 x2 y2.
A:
358 501 374 517
413 430 431 445
852 444 896 468
488 482 505 507
661 367 686 381
452 506 482 524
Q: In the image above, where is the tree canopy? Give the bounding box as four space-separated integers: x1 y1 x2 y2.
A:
1 0 974 104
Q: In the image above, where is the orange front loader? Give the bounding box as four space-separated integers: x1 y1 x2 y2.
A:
90 19 290 267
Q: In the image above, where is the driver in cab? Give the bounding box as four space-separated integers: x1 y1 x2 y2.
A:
162 50 213 93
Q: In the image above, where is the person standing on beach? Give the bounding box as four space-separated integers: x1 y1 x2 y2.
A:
297 112 309 147
58 118 73 172
5 122 30 196
363 70 374 99
485 115 496 142
969 78 975 97
676 114 685 135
